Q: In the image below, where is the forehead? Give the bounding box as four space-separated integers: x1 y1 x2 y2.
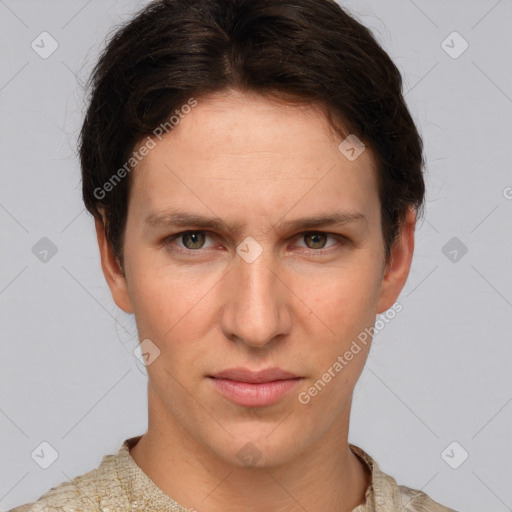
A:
128 90 379 224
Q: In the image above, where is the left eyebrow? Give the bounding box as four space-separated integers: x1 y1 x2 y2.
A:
275 211 367 233
144 209 367 235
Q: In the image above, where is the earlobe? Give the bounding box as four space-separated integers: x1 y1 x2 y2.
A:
376 207 416 314
95 216 134 314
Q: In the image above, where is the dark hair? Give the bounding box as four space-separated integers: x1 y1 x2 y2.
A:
79 0 425 271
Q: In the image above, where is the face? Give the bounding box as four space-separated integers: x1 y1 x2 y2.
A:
97 89 415 468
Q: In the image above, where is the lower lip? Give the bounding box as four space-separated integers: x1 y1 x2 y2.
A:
210 377 302 407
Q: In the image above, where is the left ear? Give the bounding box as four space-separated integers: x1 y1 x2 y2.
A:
377 206 416 314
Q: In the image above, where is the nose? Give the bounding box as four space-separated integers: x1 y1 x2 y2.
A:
220 245 292 348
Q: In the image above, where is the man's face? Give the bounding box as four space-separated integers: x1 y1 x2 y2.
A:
102 90 410 467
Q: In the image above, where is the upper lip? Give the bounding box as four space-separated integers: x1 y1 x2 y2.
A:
210 367 301 383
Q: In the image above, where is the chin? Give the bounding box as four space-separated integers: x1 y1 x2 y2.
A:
207 425 308 469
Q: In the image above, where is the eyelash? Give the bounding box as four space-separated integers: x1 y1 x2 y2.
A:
162 230 349 256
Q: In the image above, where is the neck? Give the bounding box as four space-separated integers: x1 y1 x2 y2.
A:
130 387 370 512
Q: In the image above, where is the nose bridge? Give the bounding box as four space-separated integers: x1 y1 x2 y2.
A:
221 241 289 347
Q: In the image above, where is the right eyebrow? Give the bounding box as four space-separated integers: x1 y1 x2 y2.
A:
144 210 240 233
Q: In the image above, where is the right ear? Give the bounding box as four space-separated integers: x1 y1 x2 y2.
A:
95 214 134 314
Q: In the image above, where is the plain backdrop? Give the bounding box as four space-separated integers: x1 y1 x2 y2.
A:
1 1 511 511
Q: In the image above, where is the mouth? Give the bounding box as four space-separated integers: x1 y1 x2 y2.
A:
208 367 303 407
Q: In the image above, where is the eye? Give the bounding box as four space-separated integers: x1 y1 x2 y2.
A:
296 232 345 252
163 230 348 256
164 231 215 252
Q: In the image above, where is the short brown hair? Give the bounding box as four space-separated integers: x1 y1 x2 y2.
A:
79 0 425 270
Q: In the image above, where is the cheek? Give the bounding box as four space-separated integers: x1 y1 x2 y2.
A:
125 258 219 368
125 240 203 318
299 263 382 335
126 265 191 341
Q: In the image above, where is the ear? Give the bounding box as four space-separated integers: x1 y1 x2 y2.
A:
377 207 416 314
95 215 133 314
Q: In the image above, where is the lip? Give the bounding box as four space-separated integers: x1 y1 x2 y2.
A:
209 367 303 407
211 367 299 383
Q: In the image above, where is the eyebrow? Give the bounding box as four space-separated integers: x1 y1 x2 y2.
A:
145 209 367 235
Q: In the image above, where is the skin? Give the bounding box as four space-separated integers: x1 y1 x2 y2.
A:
96 89 416 512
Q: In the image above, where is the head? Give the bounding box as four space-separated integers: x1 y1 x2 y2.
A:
80 0 424 467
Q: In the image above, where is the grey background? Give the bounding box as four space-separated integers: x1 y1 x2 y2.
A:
1 1 511 511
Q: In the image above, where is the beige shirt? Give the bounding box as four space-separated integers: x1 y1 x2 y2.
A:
10 435 457 512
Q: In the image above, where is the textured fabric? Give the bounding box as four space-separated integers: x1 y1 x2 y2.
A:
10 435 457 512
